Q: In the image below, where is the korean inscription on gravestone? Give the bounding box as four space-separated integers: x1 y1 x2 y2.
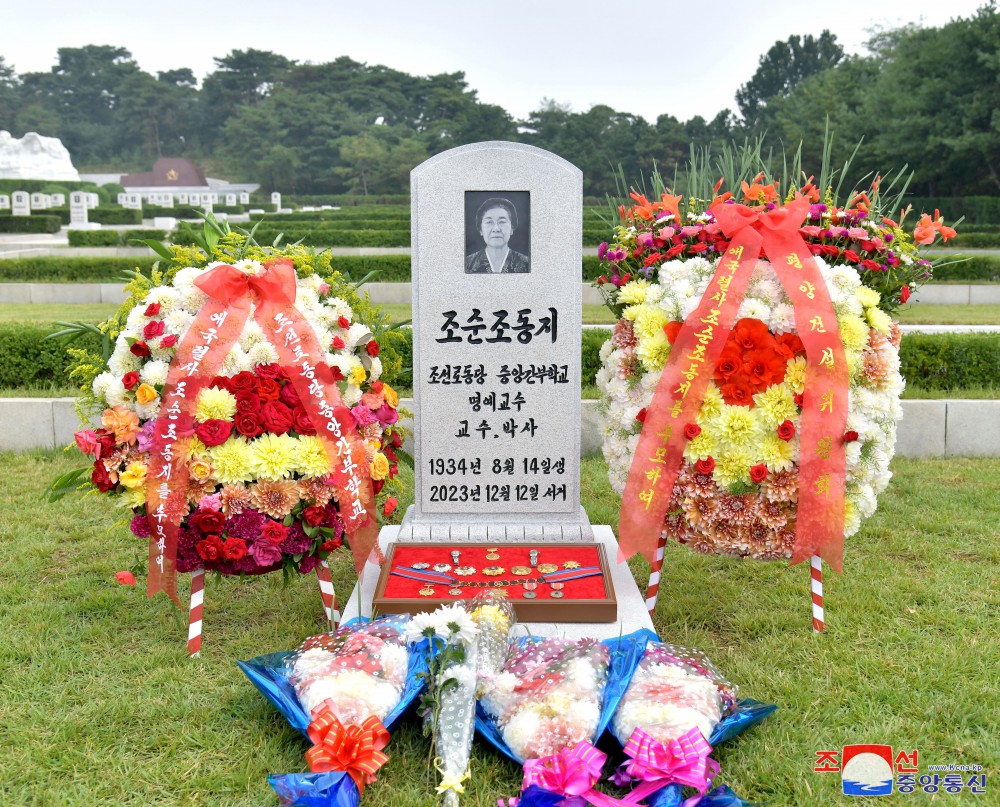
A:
70 191 88 225
401 142 591 540
11 191 29 216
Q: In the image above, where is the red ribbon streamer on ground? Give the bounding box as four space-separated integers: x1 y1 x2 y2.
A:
619 197 849 573
145 259 377 604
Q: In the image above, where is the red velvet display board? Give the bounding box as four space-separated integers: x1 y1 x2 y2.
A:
373 542 618 622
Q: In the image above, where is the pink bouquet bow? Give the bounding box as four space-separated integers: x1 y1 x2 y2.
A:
522 741 631 807
621 727 719 805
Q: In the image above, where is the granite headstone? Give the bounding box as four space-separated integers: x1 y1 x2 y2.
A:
201 193 214 213
12 191 29 216
271 191 281 209
239 192 250 204
399 141 592 541
69 191 88 226
0 194 9 209
30 192 48 209
225 193 236 206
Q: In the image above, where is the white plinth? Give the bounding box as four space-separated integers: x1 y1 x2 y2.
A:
339 525 656 640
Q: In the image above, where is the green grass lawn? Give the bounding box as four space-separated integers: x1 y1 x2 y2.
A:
894 304 1000 325
1 452 996 805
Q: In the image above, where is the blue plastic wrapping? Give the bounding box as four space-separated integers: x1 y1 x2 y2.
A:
237 615 424 739
268 772 360 807
708 699 777 746
647 783 754 807
475 629 655 764
239 616 427 807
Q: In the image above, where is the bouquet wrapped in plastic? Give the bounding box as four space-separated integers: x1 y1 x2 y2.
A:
238 615 425 807
406 603 481 804
609 642 777 807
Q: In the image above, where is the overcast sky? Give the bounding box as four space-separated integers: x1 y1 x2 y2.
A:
1 0 988 123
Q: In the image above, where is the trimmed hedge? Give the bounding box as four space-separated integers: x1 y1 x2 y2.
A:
931 255 1000 282
0 214 62 233
67 229 167 247
897 332 1000 392
0 256 158 282
174 223 411 248
948 232 1000 248
0 324 102 389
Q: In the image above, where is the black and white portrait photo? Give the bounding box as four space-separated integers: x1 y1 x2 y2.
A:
465 191 530 274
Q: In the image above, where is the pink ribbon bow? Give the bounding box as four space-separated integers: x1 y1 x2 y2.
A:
621 727 719 804
522 742 631 807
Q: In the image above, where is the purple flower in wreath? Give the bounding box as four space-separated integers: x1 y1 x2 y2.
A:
297 553 321 575
226 509 265 542
280 522 314 555
130 514 152 538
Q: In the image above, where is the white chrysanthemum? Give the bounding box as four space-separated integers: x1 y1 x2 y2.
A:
179 282 208 311
124 307 147 334
105 378 130 408
92 371 116 401
770 304 796 333
342 384 363 407
368 356 383 381
134 399 160 421
144 286 181 311
296 286 320 311
238 319 265 351
232 259 262 275
171 266 202 291
345 322 372 350
221 346 250 375
108 344 141 377
163 309 195 338
327 297 353 320
738 298 772 322
139 359 170 387
247 341 279 368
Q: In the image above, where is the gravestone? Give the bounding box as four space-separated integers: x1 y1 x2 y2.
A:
400 141 591 541
343 142 654 638
201 193 214 213
50 193 65 207
86 193 99 208
158 194 173 208
117 193 127 205
177 193 189 204
70 191 88 226
12 191 29 216
0 195 9 209
239 192 250 204
30 192 48 209
271 191 281 209
123 193 142 210
225 193 236 206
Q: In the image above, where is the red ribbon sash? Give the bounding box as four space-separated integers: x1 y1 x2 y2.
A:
619 197 849 572
145 260 378 604
306 702 390 794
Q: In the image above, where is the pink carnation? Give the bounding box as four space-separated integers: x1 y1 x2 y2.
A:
350 404 378 428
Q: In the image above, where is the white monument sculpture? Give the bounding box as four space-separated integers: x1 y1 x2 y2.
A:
0 131 80 181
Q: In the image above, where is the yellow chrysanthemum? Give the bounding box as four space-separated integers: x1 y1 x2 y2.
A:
697 383 725 421
838 315 869 352
753 383 798 429
350 365 367 386
855 286 881 308
295 436 331 478
846 351 862 379
194 386 237 423
636 331 670 372
758 432 796 473
622 304 643 322
683 430 719 462
119 461 147 489
208 438 254 486
633 306 669 340
618 279 651 306
714 405 763 450
370 452 390 480
865 307 892 335
713 447 755 489
785 356 807 395
249 433 297 481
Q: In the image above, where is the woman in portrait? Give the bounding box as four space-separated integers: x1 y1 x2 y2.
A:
465 197 530 273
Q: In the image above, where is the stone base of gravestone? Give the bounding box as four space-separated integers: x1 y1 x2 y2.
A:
397 505 593 541
340 525 655 639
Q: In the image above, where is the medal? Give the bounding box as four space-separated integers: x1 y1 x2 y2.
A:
511 565 532 576
448 587 463 597
433 563 452 573
537 563 559 574
562 560 581 569
486 547 500 561
550 582 564 599
454 565 476 576
523 581 537 599
419 585 436 596
412 562 430 570
483 566 505 576
451 550 461 565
